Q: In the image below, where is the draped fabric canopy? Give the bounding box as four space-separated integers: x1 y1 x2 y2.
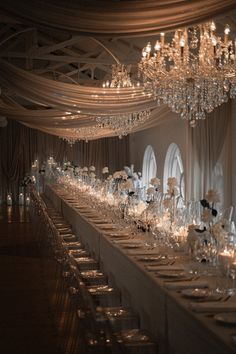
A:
0 0 235 37
0 59 171 140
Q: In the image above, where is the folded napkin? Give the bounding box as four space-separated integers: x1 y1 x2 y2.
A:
190 301 236 313
146 265 184 271
165 280 209 290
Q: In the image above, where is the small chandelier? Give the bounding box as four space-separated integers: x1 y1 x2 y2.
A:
96 110 151 139
102 63 133 88
139 22 236 127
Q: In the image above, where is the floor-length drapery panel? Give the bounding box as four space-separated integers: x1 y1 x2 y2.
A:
187 101 232 207
0 121 129 202
0 0 235 36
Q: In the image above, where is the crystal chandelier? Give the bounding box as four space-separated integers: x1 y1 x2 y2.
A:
96 110 151 139
139 22 236 127
99 63 151 137
60 126 100 144
102 63 133 88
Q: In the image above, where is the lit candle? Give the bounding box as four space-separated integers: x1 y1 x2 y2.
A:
7 194 12 206
19 193 24 205
224 25 230 44
160 32 165 46
26 196 30 206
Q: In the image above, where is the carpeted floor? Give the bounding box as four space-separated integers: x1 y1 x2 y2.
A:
0 205 61 354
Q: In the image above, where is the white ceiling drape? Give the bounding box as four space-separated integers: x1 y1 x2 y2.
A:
0 59 162 140
0 0 235 36
0 60 156 115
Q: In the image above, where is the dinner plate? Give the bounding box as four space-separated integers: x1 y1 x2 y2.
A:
214 312 236 325
181 288 210 299
121 244 142 249
137 256 162 262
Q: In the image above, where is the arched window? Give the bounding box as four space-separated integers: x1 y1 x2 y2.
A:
142 145 157 187
163 143 185 198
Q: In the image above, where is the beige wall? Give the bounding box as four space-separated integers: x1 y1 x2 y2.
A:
130 102 235 215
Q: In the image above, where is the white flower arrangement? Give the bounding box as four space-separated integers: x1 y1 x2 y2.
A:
150 177 161 187
113 170 128 180
187 224 201 251
89 165 96 171
188 189 223 259
82 166 88 172
211 222 227 248
167 177 178 196
147 187 155 195
167 177 177 188
121 179 133 191
205 189 220 203
102 166 109 174
163 198 171 209
201 208 214 223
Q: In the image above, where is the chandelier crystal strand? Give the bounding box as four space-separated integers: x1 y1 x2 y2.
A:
139 22 236 127
99 63 151 137
60 125 101 144
96 110 151 139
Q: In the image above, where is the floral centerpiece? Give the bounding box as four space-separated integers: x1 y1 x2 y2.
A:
187 189 227 262
162 177 179 225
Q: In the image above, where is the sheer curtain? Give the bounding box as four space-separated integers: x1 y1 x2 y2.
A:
187 101 232 207
0 121 130 202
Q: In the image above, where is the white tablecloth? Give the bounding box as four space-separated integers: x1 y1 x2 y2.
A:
45 184 236 354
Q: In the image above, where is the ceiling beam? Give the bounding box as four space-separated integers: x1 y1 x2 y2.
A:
29 35 84 56
0 52 120 64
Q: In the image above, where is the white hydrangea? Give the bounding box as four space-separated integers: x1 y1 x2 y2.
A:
205 189 220 203
102 166 109 174
147 187 155 195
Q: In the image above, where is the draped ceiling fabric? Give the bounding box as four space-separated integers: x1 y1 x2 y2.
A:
0 59 172 140
0 0 235 36
0 120 130 201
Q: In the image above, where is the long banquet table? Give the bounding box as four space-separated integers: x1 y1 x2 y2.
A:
45 184 236 354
